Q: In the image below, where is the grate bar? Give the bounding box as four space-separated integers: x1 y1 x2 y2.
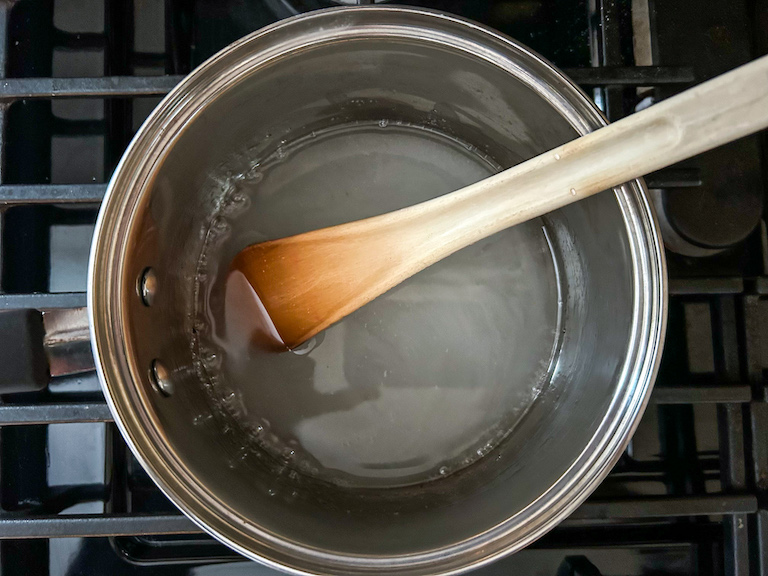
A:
0 293 86 310
0 184 106 204
725 513 751 576
758 510 768 576
669 278 745 295
653 385 752 404
0 280 751 314
0 76 183 101
0 173 707 206
0 513 199 538
0 392 745 430
0 402 111 425
563 66 695 86
0 497 755 538
0 68 694 104
0 386 753 427
644 168 702 188
571 495 758 520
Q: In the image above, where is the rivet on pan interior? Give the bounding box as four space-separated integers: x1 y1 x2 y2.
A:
139 267 157 306
149 359 173 397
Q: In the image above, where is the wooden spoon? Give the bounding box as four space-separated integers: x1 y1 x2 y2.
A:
232 55 768 351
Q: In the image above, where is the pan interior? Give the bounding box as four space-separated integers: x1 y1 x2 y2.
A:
117 25 640 560
193 119 564 489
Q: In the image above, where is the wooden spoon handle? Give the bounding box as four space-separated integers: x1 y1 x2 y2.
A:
398 54 768 266
235 56 768 349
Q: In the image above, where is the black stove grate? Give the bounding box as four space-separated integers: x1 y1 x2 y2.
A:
0 0 766 574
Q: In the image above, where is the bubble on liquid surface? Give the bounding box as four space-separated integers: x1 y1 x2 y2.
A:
193 413 213 427
192 121 563 489
290 336 318 356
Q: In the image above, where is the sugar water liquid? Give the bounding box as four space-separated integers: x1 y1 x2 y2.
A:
192 121 563 488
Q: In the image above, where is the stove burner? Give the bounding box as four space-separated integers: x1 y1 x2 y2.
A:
649 0 766 257
660 144 764 253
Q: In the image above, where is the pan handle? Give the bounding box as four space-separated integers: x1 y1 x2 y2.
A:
0 307 93 394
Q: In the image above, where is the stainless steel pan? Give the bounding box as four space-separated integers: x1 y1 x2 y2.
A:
81 6 666 575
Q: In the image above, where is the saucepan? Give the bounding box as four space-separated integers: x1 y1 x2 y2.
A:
81 6 665 575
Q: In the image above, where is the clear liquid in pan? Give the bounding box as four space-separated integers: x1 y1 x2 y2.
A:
193 122 563 488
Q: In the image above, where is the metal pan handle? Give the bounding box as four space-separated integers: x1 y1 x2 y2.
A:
0 307 93 393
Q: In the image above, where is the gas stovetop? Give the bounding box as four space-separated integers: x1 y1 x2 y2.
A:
0 0 766 574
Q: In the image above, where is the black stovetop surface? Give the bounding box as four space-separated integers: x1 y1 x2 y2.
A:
1 0 767 574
